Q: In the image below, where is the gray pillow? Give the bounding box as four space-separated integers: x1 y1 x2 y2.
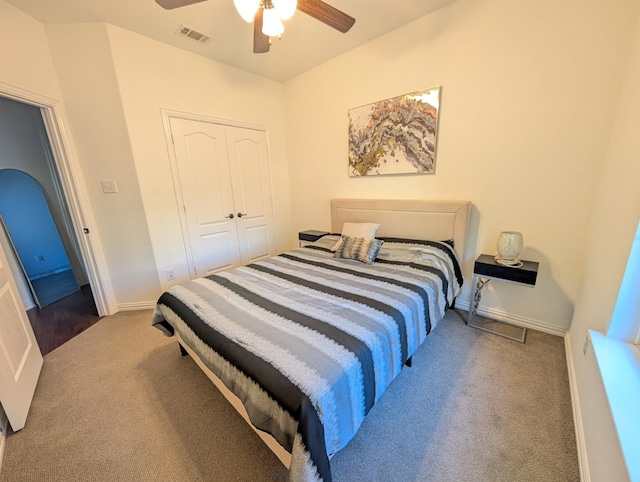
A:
333 235 384 264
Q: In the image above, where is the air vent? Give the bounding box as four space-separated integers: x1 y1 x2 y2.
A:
176 25 211 44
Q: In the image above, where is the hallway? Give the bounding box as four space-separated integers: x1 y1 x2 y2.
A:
27 285 101 355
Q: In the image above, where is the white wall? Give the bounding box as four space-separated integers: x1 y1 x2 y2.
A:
568 6 640 481
105 24 292 293
0 2 292 309
2 0 638 477
0 1 73 307
44 23 161 308
0 1 62 100
43 23 292 302
9 0 634 330
284 0 640 335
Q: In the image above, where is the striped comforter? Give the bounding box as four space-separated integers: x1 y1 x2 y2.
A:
152 235 462 482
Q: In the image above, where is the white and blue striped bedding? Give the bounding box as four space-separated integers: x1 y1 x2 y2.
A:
152 235 462 482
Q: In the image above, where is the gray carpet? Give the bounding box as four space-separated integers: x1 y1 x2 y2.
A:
0 309 580 481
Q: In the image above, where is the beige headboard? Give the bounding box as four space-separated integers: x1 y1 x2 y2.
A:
330 199 471 260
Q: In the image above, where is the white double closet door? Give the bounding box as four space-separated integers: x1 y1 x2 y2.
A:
169 117 276 278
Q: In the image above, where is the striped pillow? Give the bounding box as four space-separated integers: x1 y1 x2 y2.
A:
333 236 384 264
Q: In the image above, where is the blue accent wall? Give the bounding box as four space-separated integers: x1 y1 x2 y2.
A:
0 169 71 279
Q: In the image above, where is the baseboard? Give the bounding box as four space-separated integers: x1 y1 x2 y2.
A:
28 266 73 281
564 332 590 482
116 301 157 311
455 300 567 336
0 407 7 476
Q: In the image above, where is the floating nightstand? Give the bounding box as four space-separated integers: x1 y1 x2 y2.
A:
298 230 329 247
467 254 539 343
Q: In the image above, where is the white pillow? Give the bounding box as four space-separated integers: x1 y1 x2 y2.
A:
331 222 380 251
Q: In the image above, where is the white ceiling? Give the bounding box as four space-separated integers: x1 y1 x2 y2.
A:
8 0 459 82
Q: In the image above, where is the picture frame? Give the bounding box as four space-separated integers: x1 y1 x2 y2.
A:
348 86 441 177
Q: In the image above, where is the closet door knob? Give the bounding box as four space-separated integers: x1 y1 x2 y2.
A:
225 213 235 219
237 212 247 218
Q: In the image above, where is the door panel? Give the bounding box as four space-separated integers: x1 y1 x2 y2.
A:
244 225 270 260
201 232 238 275
188 134 230 222
0 238 42 431
233 138 266 217
226 127 275 265
170 118 241 278
0 284 30 371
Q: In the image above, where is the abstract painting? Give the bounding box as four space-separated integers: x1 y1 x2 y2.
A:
348 86 441 176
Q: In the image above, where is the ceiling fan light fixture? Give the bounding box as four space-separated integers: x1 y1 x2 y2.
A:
234 0 260 22
272 0 297 20
262 7 284 36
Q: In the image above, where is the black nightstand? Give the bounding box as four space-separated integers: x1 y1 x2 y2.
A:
298 230 329 246
467 254 539 343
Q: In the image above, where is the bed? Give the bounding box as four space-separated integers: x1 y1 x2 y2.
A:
152 199 470 482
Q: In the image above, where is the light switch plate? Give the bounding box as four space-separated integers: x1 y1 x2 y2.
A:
101 179 118 193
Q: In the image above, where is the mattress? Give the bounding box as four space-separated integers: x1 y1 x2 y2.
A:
152 234 462 482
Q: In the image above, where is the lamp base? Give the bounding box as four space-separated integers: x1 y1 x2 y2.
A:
494 256 523 268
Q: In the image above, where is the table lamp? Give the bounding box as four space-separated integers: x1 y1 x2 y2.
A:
496 231 523 267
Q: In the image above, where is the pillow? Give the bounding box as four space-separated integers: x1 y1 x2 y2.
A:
333 236 384 264
331 222 380 251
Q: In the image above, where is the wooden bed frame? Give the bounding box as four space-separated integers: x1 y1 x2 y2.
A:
177 199 471 469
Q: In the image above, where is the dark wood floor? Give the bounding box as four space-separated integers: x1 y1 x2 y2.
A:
27 284 102 356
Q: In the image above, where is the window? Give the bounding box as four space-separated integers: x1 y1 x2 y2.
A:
590 220 640 481
607 221 640 344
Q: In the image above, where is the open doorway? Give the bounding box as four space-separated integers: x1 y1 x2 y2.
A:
0 95 103 353
0 169 80 307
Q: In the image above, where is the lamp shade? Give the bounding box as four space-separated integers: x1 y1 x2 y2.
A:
234 0 260 22
496 231 523 264
273 0 297 20
262 7 284 36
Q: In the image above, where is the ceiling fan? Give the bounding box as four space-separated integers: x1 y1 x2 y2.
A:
155 0 355 54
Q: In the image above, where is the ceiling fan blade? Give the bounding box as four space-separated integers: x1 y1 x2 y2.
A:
155 0 207 10
253 9 270 54
297 0 355 33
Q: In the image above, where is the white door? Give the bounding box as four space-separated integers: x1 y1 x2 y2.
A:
0 237 42 431
226 126 275 264
169 117 275 278
170 118 241 278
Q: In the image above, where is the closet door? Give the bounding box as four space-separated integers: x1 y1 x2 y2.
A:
226 126 275 264
169 118 241 278
169 117 276 279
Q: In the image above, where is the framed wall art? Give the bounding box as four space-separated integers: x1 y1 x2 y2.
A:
348 86 441 177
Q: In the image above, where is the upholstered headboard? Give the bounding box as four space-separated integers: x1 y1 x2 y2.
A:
330 199 471 261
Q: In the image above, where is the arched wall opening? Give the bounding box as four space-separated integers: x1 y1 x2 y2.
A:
0 169 80 306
